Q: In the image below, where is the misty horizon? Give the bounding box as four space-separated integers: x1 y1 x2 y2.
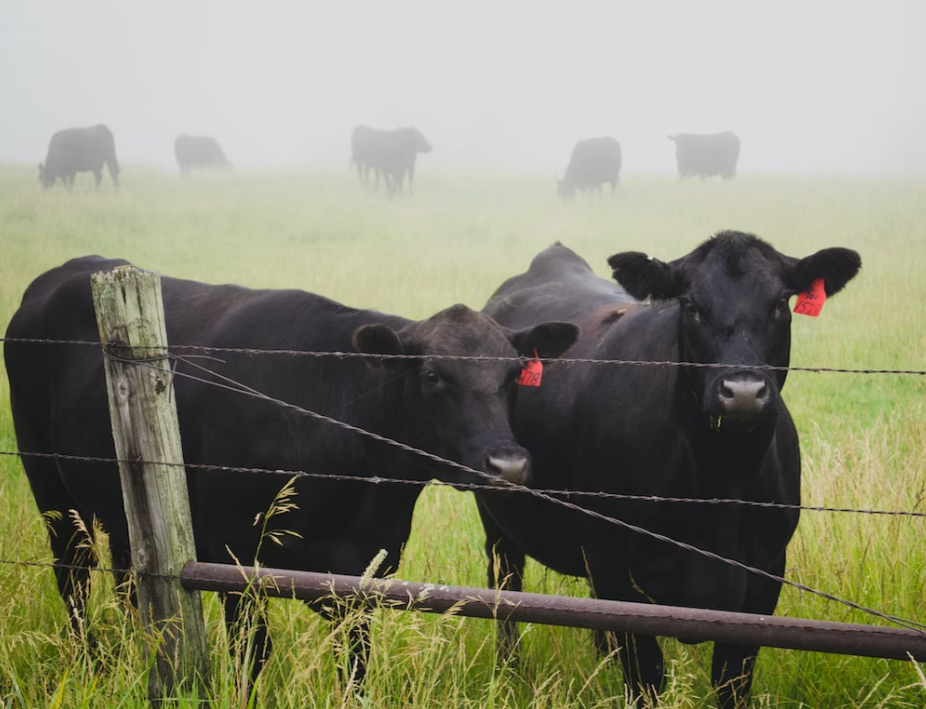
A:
3 1 925 175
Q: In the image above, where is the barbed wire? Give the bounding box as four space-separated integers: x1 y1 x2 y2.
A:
2 336 924 376
3 339 924 634
10 351 921 634
3 450 924 519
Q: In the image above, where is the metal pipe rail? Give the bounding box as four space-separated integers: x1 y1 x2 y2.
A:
181 562 926 662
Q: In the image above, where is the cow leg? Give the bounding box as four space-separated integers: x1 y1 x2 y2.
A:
93 169 102 189
15 450 96 638
309 598 372 688
107 522 137 609
222 591 272 702
712 552 786 709
476 498 525 663
591 570 665 705
591 628 662 706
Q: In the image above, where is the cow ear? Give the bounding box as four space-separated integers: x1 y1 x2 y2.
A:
352 324 404 368
507 322 579 359
607 251 682 301
790 248 861 297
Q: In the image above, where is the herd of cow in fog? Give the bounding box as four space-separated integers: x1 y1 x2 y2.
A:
37 124 741 195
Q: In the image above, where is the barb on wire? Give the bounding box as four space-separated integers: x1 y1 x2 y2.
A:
2 336 924 376
3 449 924 519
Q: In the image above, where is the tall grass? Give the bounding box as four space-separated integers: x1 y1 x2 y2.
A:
0 165 924 707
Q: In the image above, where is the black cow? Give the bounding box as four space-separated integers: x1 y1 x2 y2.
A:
558 137 622 197
5 256 578 693
669 132 741 180
350 125 432 196
478 235 860 707
39 125 120 189
174 134 231 174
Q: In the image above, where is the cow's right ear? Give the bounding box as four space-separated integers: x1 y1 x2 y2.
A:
352 324 404 368
607 251 682 301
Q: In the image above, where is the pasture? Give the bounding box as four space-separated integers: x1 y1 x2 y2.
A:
0 164 924 708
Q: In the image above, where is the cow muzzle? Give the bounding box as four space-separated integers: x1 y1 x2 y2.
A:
485 453 531 486
711 373 774 433
719 376 770 416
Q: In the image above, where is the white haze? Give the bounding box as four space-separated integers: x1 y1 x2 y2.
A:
2 0 925 174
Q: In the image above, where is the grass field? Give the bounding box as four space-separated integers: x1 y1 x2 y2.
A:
0 165 924 708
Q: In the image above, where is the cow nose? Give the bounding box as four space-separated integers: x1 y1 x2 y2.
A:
718 378 770 416
485 454 531 486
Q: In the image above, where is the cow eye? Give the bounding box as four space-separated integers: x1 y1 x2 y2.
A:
680 299 699 318
775 297 790 317
423 371 440 386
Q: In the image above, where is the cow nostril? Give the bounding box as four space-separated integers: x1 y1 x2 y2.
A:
486 455 530 485
719 381 735 402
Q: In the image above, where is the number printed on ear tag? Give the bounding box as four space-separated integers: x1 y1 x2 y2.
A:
794 278 826 317
518 349 542 387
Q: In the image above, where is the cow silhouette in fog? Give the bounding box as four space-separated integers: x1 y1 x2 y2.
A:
39 125 120 190
669 132 740 180
351 125 432 196
174 134 232 174
557 137 622 197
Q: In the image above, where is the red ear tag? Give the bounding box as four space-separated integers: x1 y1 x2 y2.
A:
518 348 543 387
794 278 826 317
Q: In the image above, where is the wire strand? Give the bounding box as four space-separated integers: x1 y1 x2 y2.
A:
3 449 924 519
10 351 923 634
2 336 924 376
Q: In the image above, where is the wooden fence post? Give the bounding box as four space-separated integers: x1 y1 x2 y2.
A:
91 266 210 704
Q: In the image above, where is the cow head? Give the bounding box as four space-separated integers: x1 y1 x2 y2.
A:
352 304 578 485
608 231 860 433
556 180 575 198
407 127 432 154
38 163 53 189
415 128 432 153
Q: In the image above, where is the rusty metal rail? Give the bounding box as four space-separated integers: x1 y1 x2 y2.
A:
181 562 926 662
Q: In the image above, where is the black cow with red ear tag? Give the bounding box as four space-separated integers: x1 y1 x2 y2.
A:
5 257 578 702
478 233 860 708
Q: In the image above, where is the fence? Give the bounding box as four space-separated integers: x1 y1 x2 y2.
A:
1 266 924 703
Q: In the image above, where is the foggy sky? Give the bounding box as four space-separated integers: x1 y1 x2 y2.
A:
2 1 925 173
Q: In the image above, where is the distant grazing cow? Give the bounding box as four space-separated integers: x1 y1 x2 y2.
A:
479 235 860 708
39 125 119 190
669 132 741 180
174 134 231 174
350 125 432 196
5 256 578 695
558 137 622 197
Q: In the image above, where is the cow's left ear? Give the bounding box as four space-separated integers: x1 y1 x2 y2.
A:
507 322 579 359
352 323 404 368
607 251 683 301
790 247 861 297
